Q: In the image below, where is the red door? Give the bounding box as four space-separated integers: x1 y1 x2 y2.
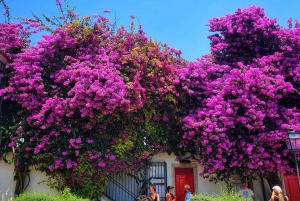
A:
284 174 300 201
175 168 194 201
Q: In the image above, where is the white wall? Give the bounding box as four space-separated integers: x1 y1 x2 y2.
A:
252 175 268 201
0 157 15 201
24 168 56 193
1 152 274 201
0 154 54 201
153 152 226 195
153 152 268 201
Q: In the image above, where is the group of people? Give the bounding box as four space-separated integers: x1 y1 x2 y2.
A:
137 181 288 201
238 182 289 201
165 184 192 201
137 183 192 201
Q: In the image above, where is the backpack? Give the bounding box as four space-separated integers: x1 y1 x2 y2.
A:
135 195 153 201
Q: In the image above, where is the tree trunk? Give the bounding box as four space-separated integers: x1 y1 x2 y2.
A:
12 147 30 196
14 163 30 196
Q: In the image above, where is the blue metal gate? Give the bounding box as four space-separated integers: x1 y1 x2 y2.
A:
104 161 167 201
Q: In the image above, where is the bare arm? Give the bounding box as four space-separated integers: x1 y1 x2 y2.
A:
157 193 160 201
269 191 276 201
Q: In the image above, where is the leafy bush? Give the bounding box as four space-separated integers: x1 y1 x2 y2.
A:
12 188 90 201
191 189 247 201
1 0 186 198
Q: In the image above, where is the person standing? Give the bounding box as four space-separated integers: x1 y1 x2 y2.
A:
166 185 176 201
149 184 160 201
269 186 288 201
238 182 256 201
139 183 147 196
184 184 192 201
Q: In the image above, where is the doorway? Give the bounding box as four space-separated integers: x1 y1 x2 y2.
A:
284 174 300 201
175 168 195 201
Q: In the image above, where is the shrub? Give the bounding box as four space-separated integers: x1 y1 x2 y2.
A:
12 188 90 201
191 188 247 201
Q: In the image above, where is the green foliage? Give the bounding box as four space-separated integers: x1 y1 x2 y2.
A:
11 188 90 201
113 139 134 158
38 174 66 192
0 125 9 156
59 188 90 201
72 154 108 199
191 188 247 201
0 102 23 161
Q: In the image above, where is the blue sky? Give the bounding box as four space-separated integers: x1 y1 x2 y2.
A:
1 0 300 61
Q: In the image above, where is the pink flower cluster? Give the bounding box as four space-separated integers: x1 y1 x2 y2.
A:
3 2 300 192
179 6 300 181
0 12 185 196
0 22 28 58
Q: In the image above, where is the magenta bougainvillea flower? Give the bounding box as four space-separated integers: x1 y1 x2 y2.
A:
179 6 300 181
0 8 186 197
2 2 300 198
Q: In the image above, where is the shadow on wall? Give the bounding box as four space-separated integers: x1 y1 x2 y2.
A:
23 168 56 193
0 157 15 201
0 154 55 201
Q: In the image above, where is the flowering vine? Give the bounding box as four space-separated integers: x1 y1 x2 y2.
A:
179 6 300 182
0 1 186 198
2 1 300 198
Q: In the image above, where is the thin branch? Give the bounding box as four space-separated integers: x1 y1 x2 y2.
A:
0 0 10 23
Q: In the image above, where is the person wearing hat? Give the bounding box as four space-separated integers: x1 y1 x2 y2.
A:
238 182 256 201
166 185 176 201
184 184 192 201
269 186 288 201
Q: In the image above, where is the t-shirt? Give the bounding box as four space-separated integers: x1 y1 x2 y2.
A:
238 188 254 201
185 192 192 201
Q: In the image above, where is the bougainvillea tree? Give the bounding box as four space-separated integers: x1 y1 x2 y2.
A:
0 0 39 195
0 1 186 199
179 6 300 185
4 1 300 198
